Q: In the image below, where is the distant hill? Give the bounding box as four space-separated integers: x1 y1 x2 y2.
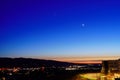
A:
0 57 76 68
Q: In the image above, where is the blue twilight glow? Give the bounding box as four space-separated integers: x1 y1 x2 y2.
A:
1 0 120 58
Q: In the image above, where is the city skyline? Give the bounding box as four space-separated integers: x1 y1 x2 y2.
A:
1 0 120 62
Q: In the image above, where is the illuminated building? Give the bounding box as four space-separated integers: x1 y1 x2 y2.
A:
101 59 120 74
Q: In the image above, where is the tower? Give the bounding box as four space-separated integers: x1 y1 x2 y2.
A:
101 61 109 75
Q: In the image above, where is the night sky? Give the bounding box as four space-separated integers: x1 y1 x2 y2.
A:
1 0 120 59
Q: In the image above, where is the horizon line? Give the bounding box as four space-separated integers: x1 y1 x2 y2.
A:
1 56 120 64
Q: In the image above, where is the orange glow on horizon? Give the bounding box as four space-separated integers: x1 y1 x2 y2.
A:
33 56 120 64
67 60 102 64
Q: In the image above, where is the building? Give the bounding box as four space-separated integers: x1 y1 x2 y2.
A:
101 59 120 75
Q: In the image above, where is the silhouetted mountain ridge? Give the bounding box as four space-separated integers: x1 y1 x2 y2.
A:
0 57 76 68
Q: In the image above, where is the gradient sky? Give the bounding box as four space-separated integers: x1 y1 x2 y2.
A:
1 0 120 59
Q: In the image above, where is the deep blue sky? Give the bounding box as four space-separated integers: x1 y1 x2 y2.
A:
1 0 120 58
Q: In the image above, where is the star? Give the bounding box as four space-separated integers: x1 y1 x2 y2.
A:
82 24 85 27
